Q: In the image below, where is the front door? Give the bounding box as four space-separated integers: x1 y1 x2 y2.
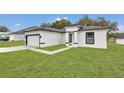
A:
69 33 73 45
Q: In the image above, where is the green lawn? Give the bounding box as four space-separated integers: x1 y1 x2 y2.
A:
40 44 66 51
0 42 124 78
0 40 24 47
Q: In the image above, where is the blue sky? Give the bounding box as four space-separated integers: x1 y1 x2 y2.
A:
0 14 124 32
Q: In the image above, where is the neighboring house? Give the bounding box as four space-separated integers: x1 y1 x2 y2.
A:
9 30 25 41
115 32 124 45
0 32 10 40
22 25 109 49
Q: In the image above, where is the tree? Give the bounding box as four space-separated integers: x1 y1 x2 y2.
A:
95 17 118 32
108 22 118 31
52 19 71 29
107 22 118 41
0 26 10 32
95 17 110 27
95 17 118 41
40 23 51 27
78 15 94 26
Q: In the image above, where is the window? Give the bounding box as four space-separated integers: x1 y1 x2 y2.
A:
86 32 94 44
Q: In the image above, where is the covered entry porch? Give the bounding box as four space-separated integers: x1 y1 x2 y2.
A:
65 26 79 47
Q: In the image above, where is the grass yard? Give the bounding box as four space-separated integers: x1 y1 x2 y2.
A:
0 40 24 47
0 42 124 77
40 44 66 51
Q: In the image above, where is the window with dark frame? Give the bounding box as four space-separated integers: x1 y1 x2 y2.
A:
86 32 94 44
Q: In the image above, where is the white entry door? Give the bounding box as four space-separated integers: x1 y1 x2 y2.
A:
26 34 40 47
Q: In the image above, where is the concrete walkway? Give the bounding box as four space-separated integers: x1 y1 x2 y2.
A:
29 47 71 55
0 46 71 55
0 46 28 53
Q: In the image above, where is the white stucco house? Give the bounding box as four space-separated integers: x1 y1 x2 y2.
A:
9 30 25 41
115 32 124 45
22 25 109 49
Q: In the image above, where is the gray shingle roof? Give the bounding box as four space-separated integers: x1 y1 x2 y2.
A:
39 27 65 32
10 30 24 34
66 24 107 30
18 25 108 33
79 26 107 31
23 26 65 33
20 26 40 32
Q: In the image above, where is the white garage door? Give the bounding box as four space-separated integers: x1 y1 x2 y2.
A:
27 35 40 47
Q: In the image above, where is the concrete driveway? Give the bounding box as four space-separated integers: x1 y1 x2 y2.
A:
0 46 28 53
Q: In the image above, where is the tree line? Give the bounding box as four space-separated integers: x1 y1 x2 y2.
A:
0 26 10 32
41 15 118 32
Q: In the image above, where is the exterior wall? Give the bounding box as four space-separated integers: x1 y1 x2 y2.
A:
65 26 79 32
78 30 107 49
116 38 124 45
41 30 65 47
9 34 15 41
9 34 24 41
62 33 66 44
25 29 107 49
25 30 65 47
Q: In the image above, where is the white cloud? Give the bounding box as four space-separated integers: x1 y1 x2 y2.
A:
55 17 68 21
118 25 124 31
63 17 68 20
14 24 21 27
56 18 61 21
